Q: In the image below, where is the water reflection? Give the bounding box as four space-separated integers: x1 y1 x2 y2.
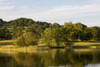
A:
0 49 100 67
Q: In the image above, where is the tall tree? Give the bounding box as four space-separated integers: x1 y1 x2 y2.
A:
0 27 12 40
12 27 23 37
73 22 87 40
51 23 60 29
40 27 67 47
92 26 100 40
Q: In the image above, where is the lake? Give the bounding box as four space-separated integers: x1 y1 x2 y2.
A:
0 49 100 67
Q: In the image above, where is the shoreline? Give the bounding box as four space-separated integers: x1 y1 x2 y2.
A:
0 45 100 53
0 40 100 53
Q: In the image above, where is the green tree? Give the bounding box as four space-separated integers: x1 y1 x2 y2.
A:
26 24 42 35
51 23 60 29
92 27 100 40
64 22 75 40
12 27 23 37
40 27 67 47
79 28 93 41
23 32 40 45
14 32 40 47
0 19 9 28
73 22 87 40
0 27 12 40
14 36 27 47
10 18 35 27
70 31 78 41
0 19 3 27
74 22 87 32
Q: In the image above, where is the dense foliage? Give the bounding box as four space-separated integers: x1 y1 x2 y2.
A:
14 32 40 47
0 17 100 47
0 19 11 30
14 36 27 47
40 22 100 47
23 32 40 45
0 27 12 40
40 27 67 47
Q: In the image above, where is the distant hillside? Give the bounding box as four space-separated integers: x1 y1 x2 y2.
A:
0 18 51 28
0 19 10 28
10 18 36 27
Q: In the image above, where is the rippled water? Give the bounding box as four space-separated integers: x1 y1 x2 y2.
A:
0 49 100 67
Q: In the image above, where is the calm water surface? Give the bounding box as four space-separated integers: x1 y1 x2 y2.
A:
0 49 100 67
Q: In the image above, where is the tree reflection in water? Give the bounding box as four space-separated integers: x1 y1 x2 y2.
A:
0 49 100 67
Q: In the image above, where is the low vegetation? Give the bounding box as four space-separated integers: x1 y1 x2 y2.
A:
0 40 38 53
0 40 100 53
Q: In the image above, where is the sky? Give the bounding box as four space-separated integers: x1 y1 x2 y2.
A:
0 0 100 26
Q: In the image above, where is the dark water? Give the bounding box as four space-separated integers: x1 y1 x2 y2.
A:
0 49 100 67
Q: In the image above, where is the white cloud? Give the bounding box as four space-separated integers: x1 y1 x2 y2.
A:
0 6 14 11
92 0 100 2
26 4 100 21
0 0 8 2
20 6 28 9
0 0 14 11
87 0 100 4
0 0 100 26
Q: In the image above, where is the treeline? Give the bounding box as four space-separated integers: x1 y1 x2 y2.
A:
0 18 50 41
0 18 100 47
40 22 100 47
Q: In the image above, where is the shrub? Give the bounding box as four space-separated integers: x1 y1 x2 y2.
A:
14 36 27 47
23 32 40 46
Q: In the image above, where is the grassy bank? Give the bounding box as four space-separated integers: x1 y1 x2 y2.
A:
73 42 100 46
0 40 100 53
0 40 14 46
0 45 38 53
69 41 100 49
0 40 38 53
0 40 51 53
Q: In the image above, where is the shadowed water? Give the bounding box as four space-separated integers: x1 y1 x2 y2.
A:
0 49 100 67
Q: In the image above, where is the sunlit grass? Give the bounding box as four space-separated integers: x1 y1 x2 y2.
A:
0 40 37 53
74 48 100 53
73 42 100 46
0 40 100 53
0 45 38 53
0 40 14 46
0 40 14 43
